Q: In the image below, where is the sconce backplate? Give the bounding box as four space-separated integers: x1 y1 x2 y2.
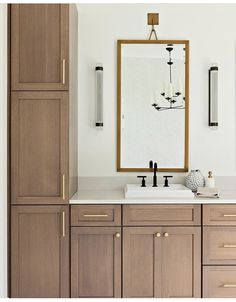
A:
147 13 159 25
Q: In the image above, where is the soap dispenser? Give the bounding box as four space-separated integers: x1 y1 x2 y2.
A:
205 171 215 188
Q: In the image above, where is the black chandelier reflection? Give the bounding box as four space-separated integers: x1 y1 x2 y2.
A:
152 44 185 111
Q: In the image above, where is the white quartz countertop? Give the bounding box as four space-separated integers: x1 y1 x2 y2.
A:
70 189 236 204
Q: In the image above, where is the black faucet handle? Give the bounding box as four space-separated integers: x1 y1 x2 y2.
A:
163 176 173 187
149 160 153 169
137 176 147 187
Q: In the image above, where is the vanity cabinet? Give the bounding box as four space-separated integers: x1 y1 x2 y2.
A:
71 227 122 298
11 206 70 298
11 4 69 91
123 226 201 298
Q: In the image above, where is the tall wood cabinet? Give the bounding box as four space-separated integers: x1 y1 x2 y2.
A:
10 4 78 298
10 4 78 205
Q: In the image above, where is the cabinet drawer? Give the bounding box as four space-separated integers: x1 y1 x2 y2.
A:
203 205 236 225
204 227 236 264
204 266 236 298
71 205 121 226
123 205 201 226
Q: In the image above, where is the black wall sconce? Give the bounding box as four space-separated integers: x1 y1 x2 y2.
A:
209 64 218 127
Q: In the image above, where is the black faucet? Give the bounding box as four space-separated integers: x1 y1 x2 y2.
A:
149 160 158 187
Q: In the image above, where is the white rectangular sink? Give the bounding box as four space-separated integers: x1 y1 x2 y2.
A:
125 184 194 199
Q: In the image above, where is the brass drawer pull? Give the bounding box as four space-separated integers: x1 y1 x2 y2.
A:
62 174 65 200
223 214 236 217
62 211 66 237
83 214 109 217
222 284 236 288
62 59 66 84
223 244 236 248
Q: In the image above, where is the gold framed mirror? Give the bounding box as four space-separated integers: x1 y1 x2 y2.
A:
117 40 189 172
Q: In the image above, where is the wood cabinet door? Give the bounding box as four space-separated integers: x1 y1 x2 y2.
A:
123 227 162 298
161 227 201 298
71 227 121 298
123 227 201 298
11 91 68 204
71 227 122 298
11 4 69 90
11 205 70 298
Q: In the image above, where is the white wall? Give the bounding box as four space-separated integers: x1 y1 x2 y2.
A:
78 4 236 177
0 4 8 298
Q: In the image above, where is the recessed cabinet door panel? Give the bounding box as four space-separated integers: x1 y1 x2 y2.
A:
11 92 68 204
161 227 201 298
11 205 69 298
11 4 69 90
123 227 162 298
71 227 121 298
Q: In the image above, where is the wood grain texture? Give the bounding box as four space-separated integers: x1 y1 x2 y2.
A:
69 4 78 198
11 91 69 204
11 205 70 298
71 205 121 226
123 204 201 226
204 266 236 298
117 40 189 172
123 227 162 298
11 4 69 90
161 227 201 298
204 226 236 265
71 227 121 298
123 226 201 298
203 205 236 225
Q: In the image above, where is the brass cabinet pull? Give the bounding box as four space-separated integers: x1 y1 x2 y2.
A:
223 214 236 217
62 174 65 200
62 211 66 237
223 244 236 248
62 59 66 84
83 214 109 217
115 233 121 238
155 232 161 238
222 284 236 288
163 232 169 237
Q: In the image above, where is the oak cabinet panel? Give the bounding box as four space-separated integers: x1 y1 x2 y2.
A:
123 226 201 298
71 205 121 226
11 91 69 204
123 227 162 297
204 266 236 298
11 205 70 298
11 4 69 90
203 205 236 225
123 205 201 226
71 227 121 298
204 226 236 265
161 227 201 298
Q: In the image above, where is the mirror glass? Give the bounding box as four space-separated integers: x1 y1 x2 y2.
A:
117 41 189 172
